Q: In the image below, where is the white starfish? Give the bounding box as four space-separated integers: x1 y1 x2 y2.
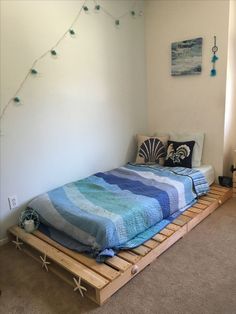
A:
73 277 87 297
12 236 23 250
40 253 50 271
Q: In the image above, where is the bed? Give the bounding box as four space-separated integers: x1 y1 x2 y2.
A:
10 130 232 304
26 163 209 261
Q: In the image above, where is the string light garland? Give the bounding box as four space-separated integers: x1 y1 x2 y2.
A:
0 0 142 124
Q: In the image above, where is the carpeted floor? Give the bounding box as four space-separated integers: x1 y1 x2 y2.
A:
0 198 236 314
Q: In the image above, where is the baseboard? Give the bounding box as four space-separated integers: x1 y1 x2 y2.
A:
0 237 9 246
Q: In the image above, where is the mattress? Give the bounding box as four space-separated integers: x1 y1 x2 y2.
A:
28 164 210 261
194 165 215 186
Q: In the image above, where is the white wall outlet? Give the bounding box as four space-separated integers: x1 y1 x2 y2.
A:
8 195 18 210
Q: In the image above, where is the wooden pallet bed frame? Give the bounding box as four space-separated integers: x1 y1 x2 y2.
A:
8 184 232 305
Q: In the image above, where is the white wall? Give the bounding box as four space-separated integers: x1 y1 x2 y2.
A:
224 0 236 176
0 0 147 239
145 0 230 179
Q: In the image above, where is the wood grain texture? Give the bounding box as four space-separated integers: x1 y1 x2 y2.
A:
8 184 232 305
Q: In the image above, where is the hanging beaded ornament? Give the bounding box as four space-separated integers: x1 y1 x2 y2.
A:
210 36 218 76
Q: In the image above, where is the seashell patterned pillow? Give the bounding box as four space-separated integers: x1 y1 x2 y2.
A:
135 134 169 165
164 140 195 168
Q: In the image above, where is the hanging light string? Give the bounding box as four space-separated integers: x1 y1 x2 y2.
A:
0 0 142 122
93 0 139 25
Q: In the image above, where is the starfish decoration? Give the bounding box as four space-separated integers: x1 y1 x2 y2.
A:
40 253 50 271
73 277 87 297
12 236 23 250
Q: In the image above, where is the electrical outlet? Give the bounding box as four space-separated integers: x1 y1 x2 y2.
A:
8 195 18 210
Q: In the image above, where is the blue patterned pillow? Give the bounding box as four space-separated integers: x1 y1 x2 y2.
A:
164 140 195 168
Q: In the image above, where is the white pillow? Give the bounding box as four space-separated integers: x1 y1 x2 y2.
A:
168 132 204 167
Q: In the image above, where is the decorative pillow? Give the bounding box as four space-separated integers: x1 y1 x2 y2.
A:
168 132 204 167
135 134 169 165
164 140 195 168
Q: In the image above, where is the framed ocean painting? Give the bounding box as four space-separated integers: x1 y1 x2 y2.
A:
171 37 203 76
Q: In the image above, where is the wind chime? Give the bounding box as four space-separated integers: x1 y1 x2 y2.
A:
210 35 218 76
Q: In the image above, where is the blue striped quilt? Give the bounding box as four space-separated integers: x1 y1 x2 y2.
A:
28 164 209 260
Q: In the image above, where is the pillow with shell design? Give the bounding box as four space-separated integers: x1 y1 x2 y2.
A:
135 134 169 165
164 140 195 168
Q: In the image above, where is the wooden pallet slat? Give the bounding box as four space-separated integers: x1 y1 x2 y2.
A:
131 245 151 256
209 189 225 196
152 233 167 243
34 230 120 281
199 196 218 203
143 239 159 249
188 206 203 214
210 184 229 192
172 218 186 227
165 223 181 231
159 228 175 237
105 256 131 272
207 193 221 199
197 199 212 206
182 210 197 218
193 203 208 210
166 223 180 231
117 251 141 264
178 214 192 223
9 226 108 290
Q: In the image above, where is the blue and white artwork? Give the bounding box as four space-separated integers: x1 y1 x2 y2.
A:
171 38 203 76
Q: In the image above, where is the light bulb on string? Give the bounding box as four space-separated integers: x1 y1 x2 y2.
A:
13 97 21 104
30 69 38 75
69 29 76 37
83 6 89 13
0 0 144 123
50 49 57 57
130 11 136 18
115 20 120 28
94 5 100 12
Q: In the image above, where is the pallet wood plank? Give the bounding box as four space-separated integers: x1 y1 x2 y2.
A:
132 245 151 256
9 226 108 289
193 203 208 210
159 228 175 237
152 233 167 242
187 207 203 214
105 256 131 272
178 215 192 223
143 239 159 249
207 193 220 199
211 184 229 192
165 223 180 231
34 230 120 281
197 199 212 206
98 225 188 305
182 210 197 218
172 218 186 227
209 189 225 196
117 251 141 264
200 196 218 203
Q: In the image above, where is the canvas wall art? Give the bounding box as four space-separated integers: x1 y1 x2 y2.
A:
171 37 203 76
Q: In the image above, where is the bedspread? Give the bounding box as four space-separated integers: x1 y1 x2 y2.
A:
28 164 209 259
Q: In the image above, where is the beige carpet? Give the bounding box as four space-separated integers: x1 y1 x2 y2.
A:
0 198 236 314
